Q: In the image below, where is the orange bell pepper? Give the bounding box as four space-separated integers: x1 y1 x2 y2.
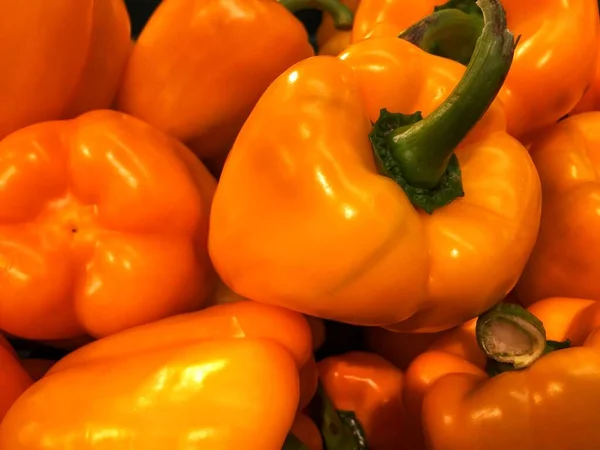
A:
404 298 600 450
516 112 600 305
0 336 32 422
0 302 316 450
318 351 405 449
209 0 541 331
116 0 353 175
0 1 130 140
351 0 599 140
316 0 360 56
0 110 217 340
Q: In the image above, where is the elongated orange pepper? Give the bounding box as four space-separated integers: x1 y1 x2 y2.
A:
318 351 405 450
516 112 600 305
0 110 217 340
0 336 32 422
316 0 360 55
209 0 541 331
0 302 315 450
351 0 599 140
404 298 600 450
0 1 130 140
116 0 353 175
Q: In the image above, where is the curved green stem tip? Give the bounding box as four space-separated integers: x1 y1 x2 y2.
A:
369 0 515 214
279 0 354 30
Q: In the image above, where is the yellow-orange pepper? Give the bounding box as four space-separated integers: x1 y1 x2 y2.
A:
0 1 130 140
316 0 360 55
0 110 217 340
0 302 316 449
404 298 600 450
0 335 32 422
516 112 600 305
351 0 599 140
116 0 353 175
209 0 541 332
318 351 406 449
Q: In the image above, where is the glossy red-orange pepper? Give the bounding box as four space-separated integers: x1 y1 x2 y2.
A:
116 0 352 175
0 1 130 140
318 351 405 449
0 335 32 422
209 0 541 332
0 110 217 340
0 302 316 450
516 112 600 305
404 298 600 450
351 0 599 140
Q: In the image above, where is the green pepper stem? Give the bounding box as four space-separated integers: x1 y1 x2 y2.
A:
314 384 367 450
388 0 514 189
476 303 547 370
282 433 310 450
278 0 354 30
399 8 483 66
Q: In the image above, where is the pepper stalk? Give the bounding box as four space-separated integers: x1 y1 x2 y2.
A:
279 0 354 30
369 0 515 213
476 302 571 376
400 0 485 66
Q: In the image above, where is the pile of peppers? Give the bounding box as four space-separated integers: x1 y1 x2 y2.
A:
1 0 600 448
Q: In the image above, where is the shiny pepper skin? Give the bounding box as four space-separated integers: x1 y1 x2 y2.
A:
0 0 130 140
209 37 541 332
0 110 217 340
0 302 316 450
116 0 314 174
404 297 600 450
319 351 406 449
516 112 600 305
